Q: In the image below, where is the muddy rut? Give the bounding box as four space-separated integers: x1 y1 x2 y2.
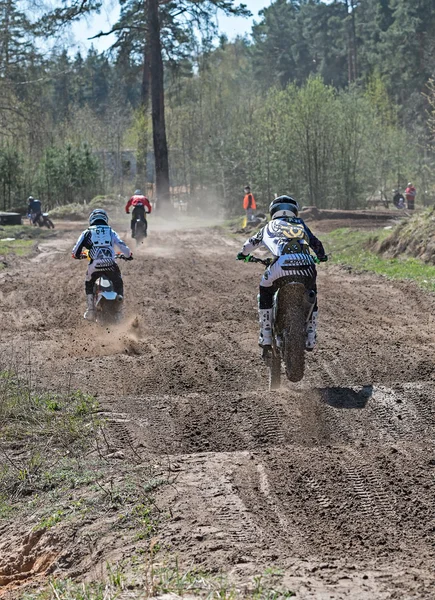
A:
0 221 434 598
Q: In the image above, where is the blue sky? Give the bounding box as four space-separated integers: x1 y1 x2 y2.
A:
71 0 271 53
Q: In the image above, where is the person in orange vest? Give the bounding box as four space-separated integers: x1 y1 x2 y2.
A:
243 185 257 222
405 182 416 210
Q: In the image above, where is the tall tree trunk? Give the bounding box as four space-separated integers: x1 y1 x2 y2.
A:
346 0 358 83
148 0 170 209
350 0 358 80
141 23 151 108
136 12 151 188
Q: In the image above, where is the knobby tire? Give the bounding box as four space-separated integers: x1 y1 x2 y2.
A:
283 304 306 383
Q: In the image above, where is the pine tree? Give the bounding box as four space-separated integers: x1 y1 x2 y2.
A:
0 0 35 78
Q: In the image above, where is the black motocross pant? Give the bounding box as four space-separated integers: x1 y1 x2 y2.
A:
85 263 124 296
32 211 42 225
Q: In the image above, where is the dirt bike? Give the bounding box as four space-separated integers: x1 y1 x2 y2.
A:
131 209 150 246
249 256 319 390
81 253 131 325
31 213 55 229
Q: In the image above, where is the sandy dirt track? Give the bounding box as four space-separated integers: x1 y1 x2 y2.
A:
0 219 434 598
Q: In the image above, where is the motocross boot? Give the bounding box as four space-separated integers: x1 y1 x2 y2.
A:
84 294 96 321
258 308 273 347
306 310 318 351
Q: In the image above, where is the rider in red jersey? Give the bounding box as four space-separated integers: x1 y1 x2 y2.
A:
125 190 152 238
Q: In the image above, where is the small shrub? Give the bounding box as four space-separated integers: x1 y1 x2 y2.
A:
48 203 88 221
88 195 125 213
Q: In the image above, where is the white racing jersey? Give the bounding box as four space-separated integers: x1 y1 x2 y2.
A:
242 217 325 266
72 225 131 267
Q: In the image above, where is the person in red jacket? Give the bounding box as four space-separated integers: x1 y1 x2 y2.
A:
243 185 257 222
125 190 152 238
405 183 416 210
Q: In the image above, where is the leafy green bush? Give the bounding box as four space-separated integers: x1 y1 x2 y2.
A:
89 195 125 211
48 203 89 220
48 195 126 220
37 143 101 208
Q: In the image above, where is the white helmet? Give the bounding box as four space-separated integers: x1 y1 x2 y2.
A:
89 209 108 226
269 195 299 219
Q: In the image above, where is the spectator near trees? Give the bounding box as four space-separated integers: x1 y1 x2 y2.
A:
405 183 416 210
243 186 256 222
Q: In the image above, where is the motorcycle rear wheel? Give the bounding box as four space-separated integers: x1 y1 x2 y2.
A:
283 311 306 383
96 302 119 326
135 221 146 246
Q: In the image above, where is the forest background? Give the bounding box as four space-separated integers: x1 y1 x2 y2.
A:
1 0 435 214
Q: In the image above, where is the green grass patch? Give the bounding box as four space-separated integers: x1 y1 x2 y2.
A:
0 238 34 257
0 224 56 239
25 562 295 599
0 224 57 265
325 227 435 291
151 563 294 599
0 371 100 500
0 364 171 599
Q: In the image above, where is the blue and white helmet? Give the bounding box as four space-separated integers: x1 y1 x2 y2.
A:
269 195 299 219
89 209 109 226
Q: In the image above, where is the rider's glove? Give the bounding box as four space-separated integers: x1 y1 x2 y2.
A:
318 255 328 262
237 252 250 262
126 211 130 214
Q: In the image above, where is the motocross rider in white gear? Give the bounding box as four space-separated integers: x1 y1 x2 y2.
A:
72 209 132 320
237 196 327 349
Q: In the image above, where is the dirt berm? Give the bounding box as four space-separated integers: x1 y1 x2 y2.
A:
0 219 434 598
300 207 400 222
379 205 435 263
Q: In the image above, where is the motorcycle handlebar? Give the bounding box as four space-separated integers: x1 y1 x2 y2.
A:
79 253 133 260
248 256 273 267
247 255 327 266
116 254 133 261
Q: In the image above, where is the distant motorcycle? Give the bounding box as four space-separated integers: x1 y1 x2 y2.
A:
247 256 320 389
30 213 55 229
393 192 405 209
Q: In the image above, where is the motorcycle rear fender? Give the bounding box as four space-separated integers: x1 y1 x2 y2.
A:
97 291 118 302
94 277 117 303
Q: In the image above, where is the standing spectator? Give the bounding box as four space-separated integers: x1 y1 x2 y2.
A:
405 182 416 210
243 185 257 222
